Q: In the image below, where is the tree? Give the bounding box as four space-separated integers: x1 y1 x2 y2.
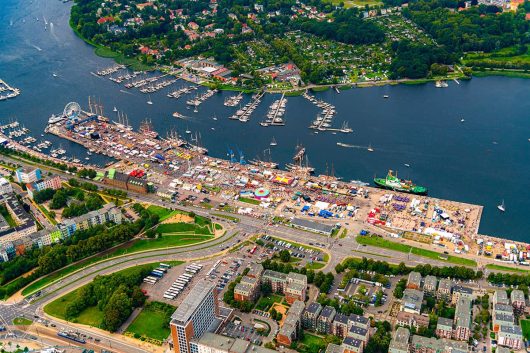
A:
279 249 291 263
261 282 272 296
102 288 133 332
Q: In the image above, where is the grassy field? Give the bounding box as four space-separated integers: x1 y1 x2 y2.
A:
472 70 530 79
212 213 240 223
355 235 477 267
156 222 213 235
465 45 530 67
305 262 325 270
239 197 261 205
297 333 326 353
255 294 283 311
44 263 176 326
114 235 213 254
147 205 180 222
485 264 529 273
521 319 530 340
126 302 176 341
13 317 33 325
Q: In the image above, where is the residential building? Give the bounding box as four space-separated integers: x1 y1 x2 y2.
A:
347 326 369 345
15 167 41 184
436 279 453 301
493 312 514 332
262 270 287 293
435 317 453 339
342 337 363 353
453 297 471 341
410 335 468 353
389 327 410 353
325 343 344 353
276 300 304 346
423 275 438 295
510 289 526 315
302 302 322 330
332 314 349 338
495 347 512 353
261 271 306 304
191 332 276 353
495 303 515 315
170 280 220 353
26 176 62 199
290 217 334 236
498 325 523 350
348 314 369 331
247 263 264 279
493 290 510 306
316 306 336 334
234 276 259 302
0 178 12 195
285 281 306 304
395 311 429 330
401 289 424 314
451 285 473 305
407 272 422 289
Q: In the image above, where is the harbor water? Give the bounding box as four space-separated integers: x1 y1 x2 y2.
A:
1 0 530 240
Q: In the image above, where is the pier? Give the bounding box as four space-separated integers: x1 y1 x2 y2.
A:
186 89 218 107
95 64 126 76
229 91 265 122
0 79 21 101
167 85 198 99
304 92 352 133
260 93 286 126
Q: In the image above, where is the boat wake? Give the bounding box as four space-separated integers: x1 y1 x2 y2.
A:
119 89 135 96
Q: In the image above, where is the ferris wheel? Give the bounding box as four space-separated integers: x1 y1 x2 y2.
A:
63 102 81 120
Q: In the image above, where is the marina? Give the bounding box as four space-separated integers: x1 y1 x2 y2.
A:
305 91 351 133
260 93 287 126
224 92 244 107
95 64 126 76
0 79 21 101
167 85 198 99
186 89 218 108
229 91 265 122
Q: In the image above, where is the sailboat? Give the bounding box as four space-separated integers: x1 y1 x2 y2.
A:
113 106 118 112
460 118 465 123
270 137 277 146
147 95 153 105
497 200 506 212
367 143 374 152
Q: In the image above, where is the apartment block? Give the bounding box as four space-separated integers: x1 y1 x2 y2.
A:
389 327 410 353
453 297 471 341
276 300 304 346
396 311 429 330
423 275 438 295
401 289 424 315
407 272 422 289
316 306 336 334
436 279 453 301
302 302 322 330
435 317 453 339
342 337 363 353
170 280 220 353
498 325 523 350
451 285 473 305
332 314 349 338
15 167 41 184
511 289 526 316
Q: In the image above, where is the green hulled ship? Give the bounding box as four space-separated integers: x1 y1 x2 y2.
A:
374 170 428 195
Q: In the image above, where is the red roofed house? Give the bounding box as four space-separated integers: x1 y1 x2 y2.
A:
526 13 530 20
188 21 199 30
97 16 115 25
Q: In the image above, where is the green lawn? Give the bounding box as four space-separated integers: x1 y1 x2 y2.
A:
305 262 325 270
239 197 261 205
255 294 283 311
212 213 240 223
521 319 530 340
44 263 180 326
147 205 180 222
297 333 326 353
126 302 176 341
156 222 213 235
114 235 213 254
13 317 33 325
485 264 530 273
355 235 477 267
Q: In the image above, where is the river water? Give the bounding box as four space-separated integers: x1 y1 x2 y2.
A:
1 0 529 241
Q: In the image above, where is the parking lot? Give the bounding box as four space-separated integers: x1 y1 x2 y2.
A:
220 321 263 345
260 235 325 266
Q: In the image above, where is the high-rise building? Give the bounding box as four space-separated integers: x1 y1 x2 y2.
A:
170 280 219 353
15 167 41 184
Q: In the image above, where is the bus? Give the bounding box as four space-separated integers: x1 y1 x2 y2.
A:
177 276 190 282
159 263 171 269
143 278 157 284
163 293 176 300
150 271 163 278
249 246 257 255
156 267 168 273
152 270 165 276
181 273 193 279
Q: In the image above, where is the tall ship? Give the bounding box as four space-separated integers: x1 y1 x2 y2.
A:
139 118 158 139
374 170 428 195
